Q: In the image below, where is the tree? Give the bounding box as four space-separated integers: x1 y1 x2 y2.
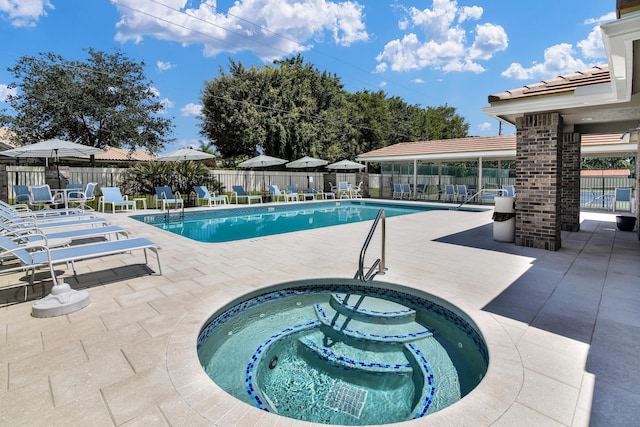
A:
199 55 469 163
0 48 173 153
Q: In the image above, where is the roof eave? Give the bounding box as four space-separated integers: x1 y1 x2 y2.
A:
484 13 640 125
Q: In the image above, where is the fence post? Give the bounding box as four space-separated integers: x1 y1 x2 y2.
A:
0 164 8 202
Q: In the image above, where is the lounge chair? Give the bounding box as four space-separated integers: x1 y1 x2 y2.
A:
67 182 98 211
285 185 306 201
29 184 65 210
613 187 632 212
100 187 137 213
194 185 228 207
231 186 262 204
13 185 31 204
0 234 161 298
314 187 335 199
154 186 184 210
269 185 298 202
0 199 91 220
0 221 129 245
443 184 456 202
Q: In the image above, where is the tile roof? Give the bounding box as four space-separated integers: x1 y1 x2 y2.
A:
487 65 611 103
357 133 627 161
89 145 153 162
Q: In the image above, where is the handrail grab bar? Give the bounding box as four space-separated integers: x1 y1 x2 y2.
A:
356 209 386 282
454 188 509 210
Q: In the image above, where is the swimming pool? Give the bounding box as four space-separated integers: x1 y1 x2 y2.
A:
132 200 482 243
197 279 488 425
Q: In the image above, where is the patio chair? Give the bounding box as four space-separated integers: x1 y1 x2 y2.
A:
402 183 412 200
100 187 137 213
0 234 161 299
392 183 403 199
456 185 468 203
337 181 351 199
13 185 31 205
67 182 98 211
194 185 228 207
613 187 632 212
231 186 262 204
415 183 430 199
351 182 363 199
502 185 515 197
443 184 456 202
0 221 129 246
29 184 65 210
285 185 306 201
435 184 444 201
0 199 91 220
0 209 108 230
154 186 184 210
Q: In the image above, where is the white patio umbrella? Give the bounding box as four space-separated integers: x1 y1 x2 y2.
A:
326 159 366 170
1 138 104 188
286 155 328 187
154 147 215 162
237 154 287 191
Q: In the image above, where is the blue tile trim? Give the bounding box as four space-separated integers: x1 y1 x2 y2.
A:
315 304 433 343
332 293 415 320
406 343 436 418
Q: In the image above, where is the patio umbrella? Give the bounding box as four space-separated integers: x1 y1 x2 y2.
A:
286 155 328 187
237 154 287 191
325 159 366 170
0 139 104 188
154 147 215 162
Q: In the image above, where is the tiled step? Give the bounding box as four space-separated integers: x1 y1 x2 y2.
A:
315 303 432 343
330 293 416 323
299 330 413 373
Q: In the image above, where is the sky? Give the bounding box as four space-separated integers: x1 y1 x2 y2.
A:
0 0 617 155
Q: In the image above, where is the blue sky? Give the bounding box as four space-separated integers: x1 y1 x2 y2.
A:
0 0 616 155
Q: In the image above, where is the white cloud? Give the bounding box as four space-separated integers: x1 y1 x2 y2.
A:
0 0 53 27
376 0 506 73
374 62 388 73
160 98 174 113
468 23 508 61
0 84 17 102
411 78 424 84
584 12 616 25
501 11 613 80
478 122 491 132
111 0 368 60
501 43 587 80
578 26 605 59
379 81 387 88
181 103 202 116
156 60 174 72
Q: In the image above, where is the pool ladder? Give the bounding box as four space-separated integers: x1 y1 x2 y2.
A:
355 209 387 282
163 197 185 222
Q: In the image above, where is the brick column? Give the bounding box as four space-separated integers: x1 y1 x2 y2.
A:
514 113 562 251
561 132 581 232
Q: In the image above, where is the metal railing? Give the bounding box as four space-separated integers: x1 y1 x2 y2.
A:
453 188 509 210
355 209 387 282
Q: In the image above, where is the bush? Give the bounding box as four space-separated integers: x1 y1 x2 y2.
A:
120 161 224 197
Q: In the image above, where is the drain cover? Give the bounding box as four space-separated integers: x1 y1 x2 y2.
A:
324 381 368 419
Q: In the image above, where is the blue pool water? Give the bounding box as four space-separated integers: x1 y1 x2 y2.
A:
197 280 488 425
132 200 480 243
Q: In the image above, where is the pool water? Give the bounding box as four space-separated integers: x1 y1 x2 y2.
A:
132 200 478 243
197 281 488 425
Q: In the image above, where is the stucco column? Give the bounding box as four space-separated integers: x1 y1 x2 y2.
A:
515 113 563 250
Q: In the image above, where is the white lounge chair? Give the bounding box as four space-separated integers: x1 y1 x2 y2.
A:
100 187 136 213
154 186 184 210
194 185 228 206
67 182 98 211
0 234 162 298
231 186 262 204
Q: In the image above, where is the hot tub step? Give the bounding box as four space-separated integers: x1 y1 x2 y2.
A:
330 293 416 323
315 303 432 343
299 330 413 374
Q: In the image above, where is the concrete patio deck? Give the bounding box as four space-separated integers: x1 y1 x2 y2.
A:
0 203 638 426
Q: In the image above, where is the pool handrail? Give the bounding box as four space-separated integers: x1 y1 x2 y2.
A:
356 208 387 282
